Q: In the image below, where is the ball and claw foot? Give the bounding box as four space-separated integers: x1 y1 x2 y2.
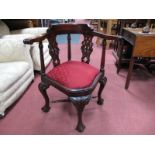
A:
76 123 85 132
41 105 51 113
97 98 104 105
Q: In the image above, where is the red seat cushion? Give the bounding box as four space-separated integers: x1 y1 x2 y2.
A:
47 61 99 89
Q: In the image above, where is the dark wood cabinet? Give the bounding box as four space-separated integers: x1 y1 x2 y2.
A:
113 19 155 67
117 28 155 89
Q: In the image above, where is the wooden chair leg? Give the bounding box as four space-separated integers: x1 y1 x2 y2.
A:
97 76 107 105
125 57 135 89
70 95 91 132
38 82 50 112
73 102 86 132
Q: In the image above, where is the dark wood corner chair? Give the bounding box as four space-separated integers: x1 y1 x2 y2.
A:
24 24 119 132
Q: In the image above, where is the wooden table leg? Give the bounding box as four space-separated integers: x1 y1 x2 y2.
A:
125 57 135 89
117 38 124 74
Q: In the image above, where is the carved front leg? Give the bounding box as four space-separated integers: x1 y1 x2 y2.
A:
97 76 107 105
38 82 50 112
70 95 91 132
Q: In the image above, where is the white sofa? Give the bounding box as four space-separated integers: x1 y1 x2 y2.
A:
0 20 51 71
0 38 34 116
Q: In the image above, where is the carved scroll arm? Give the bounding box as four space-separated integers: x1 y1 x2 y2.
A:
23 33 48 75
23 33 47 45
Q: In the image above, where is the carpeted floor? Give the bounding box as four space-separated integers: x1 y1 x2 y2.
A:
0 38 155 134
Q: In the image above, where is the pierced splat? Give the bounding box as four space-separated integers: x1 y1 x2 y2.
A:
48 36 60 67
81 34 93 64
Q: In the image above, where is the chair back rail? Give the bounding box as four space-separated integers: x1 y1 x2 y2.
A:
23 24 119 74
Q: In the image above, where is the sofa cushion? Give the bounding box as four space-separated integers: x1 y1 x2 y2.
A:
0 38 31 63
1 33 35 40
0 61 30 92
0 20 10 35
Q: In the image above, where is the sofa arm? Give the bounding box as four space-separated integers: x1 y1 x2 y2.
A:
10 27 48 35
0 33 35 40
0 38 33 69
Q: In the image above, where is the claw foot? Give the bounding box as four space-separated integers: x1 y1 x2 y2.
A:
41 105 51 112
97 98 104 105
76 123 85 132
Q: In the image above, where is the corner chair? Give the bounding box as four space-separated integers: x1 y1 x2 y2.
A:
24 24 120 132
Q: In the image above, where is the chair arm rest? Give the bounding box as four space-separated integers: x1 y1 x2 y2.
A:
93 31 122 40
23 33 47 45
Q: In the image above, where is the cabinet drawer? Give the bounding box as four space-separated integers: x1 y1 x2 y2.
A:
123 30 135 45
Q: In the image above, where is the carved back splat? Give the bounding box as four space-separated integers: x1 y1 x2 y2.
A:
46 24 94 67
48 35 60 67
81 34 93 64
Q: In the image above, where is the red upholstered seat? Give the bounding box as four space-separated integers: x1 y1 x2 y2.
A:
47 61 99 89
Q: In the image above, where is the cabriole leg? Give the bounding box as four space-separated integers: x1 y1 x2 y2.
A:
70 95 91 132
73 102 86 132
38 82 50 112
97 76 107 105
